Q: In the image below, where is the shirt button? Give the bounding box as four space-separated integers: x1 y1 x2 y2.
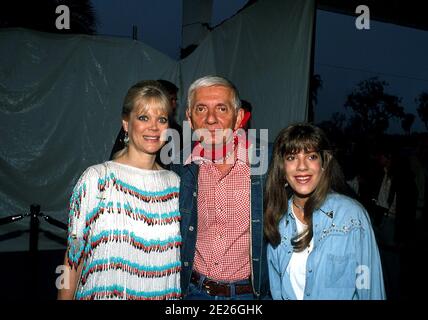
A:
308 269 312 273
306 293 311 297
184 262 189 267
189 226 194 231
193 192 197 197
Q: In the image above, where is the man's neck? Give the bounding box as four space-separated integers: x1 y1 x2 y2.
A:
215 147 237 174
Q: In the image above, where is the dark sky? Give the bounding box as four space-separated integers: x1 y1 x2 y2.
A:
315 10 428 133
91 0 428 134
91 0 182 59
91 0 248 60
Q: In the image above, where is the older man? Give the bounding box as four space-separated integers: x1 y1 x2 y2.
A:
171 75 270 300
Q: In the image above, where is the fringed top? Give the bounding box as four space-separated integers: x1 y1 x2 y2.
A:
67 161 181 300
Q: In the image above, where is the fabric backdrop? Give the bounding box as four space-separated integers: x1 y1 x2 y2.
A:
0 0 314 251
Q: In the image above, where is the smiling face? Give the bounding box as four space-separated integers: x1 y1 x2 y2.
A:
284 150 323 200
122 98 169 155
186 85 243 146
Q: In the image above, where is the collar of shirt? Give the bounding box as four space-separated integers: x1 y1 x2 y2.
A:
184 130 250 166
286 195 335 222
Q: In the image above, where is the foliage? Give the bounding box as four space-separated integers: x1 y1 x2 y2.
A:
344 77 404 135
416 91 428 130
308 74 323 122
401 113 415 135
310 74 323 107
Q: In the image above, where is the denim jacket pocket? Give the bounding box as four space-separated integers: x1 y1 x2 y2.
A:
179 183 196 214
325 254 355 289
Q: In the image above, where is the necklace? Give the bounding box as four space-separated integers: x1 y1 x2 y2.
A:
292 198 305 211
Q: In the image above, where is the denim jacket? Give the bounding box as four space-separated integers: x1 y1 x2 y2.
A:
170 141 271 299
268 193 386 300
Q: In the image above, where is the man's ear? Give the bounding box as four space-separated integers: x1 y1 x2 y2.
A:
234 108 245 131
186 108 194 130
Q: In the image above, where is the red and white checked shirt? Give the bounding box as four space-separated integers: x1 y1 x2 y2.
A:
185 138 251 282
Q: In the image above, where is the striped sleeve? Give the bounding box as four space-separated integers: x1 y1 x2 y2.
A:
67 166 102 269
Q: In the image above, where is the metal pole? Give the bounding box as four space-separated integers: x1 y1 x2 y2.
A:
132 25 138 40
0 214 25 225
29 204 40 296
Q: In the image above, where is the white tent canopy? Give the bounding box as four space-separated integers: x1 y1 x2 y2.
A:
0 0 314 251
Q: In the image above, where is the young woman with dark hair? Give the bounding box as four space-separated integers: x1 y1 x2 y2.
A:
264 123 385 300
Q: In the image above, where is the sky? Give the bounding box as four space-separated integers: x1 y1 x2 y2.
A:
91 0 428 134
314 9 428 133
91 0 183 59
91 0 248 60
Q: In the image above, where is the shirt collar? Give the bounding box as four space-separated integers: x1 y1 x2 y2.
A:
286 195 335 220
185 130 250 166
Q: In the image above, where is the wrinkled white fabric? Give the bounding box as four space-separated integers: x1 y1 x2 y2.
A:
0 0 314 251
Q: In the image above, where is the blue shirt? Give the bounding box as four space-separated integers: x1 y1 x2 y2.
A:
267 193 386 300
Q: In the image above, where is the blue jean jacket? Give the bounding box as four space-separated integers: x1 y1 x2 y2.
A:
268 193 386 300
171 142 271 299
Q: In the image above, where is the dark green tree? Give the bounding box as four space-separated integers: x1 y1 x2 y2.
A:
401 113 415 135
310 74 323 107
344 77 404 135
317 112 347 148
416 91 428 130
331 112 346 130
308 74 323 122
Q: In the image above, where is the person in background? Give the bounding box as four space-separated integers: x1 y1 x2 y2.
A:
264 123 385 300
157 79 181 137
157 80 183 167
58 80 181 300
240 99 253 132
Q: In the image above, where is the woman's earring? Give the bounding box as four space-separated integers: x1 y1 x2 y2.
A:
124 131 129 145
284 182 289 188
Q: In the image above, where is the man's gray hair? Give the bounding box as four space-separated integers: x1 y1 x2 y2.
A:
187 75 241 110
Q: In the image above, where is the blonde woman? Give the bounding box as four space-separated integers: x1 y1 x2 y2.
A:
58 81 181 300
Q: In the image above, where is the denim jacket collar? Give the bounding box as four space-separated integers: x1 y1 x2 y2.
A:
286 195 335 222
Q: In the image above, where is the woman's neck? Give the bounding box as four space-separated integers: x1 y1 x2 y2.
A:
292 195 307 210
292 195 308 224
115 149 158 170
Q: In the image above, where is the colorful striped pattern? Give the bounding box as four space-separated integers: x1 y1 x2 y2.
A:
76 286 181 300
80 258 181 285
69 182 86 219
98 172 179 203
67 162 181 300
89 231 182 254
